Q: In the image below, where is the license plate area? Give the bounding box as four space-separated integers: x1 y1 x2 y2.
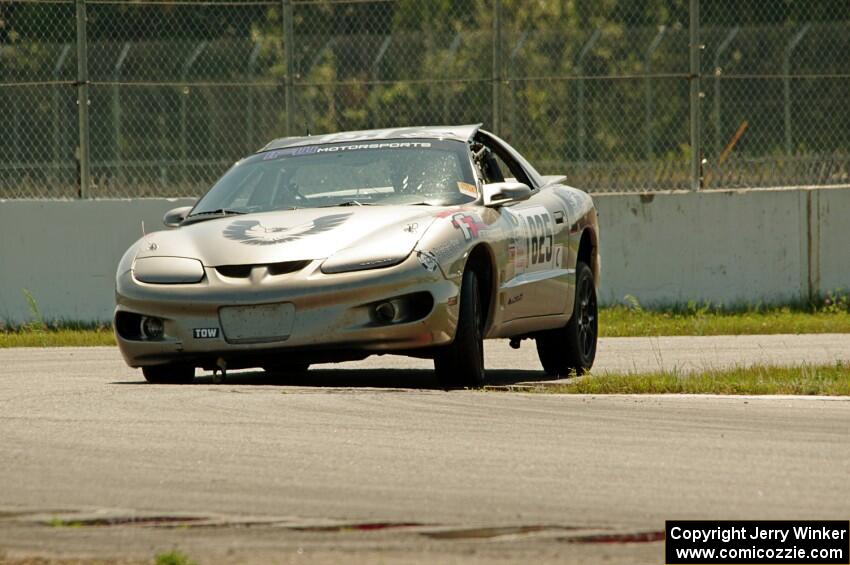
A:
218 303 295 344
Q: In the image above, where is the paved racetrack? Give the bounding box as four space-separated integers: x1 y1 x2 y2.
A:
1 336 849 564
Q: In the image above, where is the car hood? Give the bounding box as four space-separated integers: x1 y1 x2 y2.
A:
135 206 442 266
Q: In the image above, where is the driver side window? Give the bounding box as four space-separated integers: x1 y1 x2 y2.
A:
472 135 534 187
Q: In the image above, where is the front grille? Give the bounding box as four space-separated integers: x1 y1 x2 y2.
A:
215 260 311 279
268 260 311 275
215 265 253 278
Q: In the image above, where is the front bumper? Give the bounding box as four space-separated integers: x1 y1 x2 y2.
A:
114 253 460 368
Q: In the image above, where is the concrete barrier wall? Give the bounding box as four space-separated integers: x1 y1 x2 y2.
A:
594 189 809 306
1 187 848 323
0 198 194 324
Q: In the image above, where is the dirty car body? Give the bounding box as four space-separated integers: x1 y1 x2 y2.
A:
114 125 600 386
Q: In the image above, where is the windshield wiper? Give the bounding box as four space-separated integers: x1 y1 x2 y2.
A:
189 208 246 217
322 200 376 207
183 208 246 224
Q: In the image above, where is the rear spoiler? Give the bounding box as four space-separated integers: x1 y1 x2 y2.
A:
541 175 567 186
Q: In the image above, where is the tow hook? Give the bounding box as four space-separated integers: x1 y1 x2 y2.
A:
212 357 227 384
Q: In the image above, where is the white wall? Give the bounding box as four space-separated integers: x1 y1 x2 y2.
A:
1 188 848 323
0 198 194 323
594 188 809 306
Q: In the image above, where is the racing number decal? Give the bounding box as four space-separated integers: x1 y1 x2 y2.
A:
505 206 559 274
526 213 553 266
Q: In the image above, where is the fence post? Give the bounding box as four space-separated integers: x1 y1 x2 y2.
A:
688 0 701 190
75 0 90 198
283 0 294 136
491 0 502 134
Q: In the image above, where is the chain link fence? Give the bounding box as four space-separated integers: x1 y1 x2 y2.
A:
1 0 849 199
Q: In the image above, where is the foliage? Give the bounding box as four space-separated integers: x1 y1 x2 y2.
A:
155 551 197 565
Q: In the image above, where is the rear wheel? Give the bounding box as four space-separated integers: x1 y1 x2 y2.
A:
142 364 195 384
434 269 486 389
536 260 597 377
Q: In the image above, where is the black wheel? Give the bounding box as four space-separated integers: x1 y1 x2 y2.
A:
142 364 195 384
434 269 486 389
263 363 310 377
536 261 597 377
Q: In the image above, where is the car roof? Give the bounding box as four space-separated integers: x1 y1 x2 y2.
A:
259 124 482 152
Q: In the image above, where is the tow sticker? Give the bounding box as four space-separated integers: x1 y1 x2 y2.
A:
193 328 219 339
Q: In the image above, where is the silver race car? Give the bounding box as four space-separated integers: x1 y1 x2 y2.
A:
114 125 600 387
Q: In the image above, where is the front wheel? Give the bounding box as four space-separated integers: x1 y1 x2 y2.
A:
142 364 195 384
434 269 486 389
536 260 597 377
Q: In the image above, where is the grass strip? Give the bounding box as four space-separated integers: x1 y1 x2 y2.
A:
600 306 850 337
0 328 115 348
1 307 849 348
533 363 850 396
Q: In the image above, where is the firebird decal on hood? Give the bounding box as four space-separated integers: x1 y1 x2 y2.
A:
223 213 352 246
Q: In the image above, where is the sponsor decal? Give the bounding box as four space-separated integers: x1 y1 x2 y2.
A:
417 250 439 272
316 142 431 153
457 181 478 198
507 293 523 305
429 239 465 264
193 328 219 339
262 146 320 160
403 222 419 233
261 142 433 160
223 213 351 246
451 212 488 241
504 244 517 281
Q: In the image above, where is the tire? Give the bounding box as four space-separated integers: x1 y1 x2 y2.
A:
263 363 310 376
434 268 486 389
536 261 598 377
142 364 195 384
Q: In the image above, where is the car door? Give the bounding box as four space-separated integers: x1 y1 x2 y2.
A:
475 133 570 320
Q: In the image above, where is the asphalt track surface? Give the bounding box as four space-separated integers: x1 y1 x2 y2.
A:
1 335 849 564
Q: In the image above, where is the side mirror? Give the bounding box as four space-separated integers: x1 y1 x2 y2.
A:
163 206 193 228
482 182 532 208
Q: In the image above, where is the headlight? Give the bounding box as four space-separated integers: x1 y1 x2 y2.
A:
320 253 408 274
133 256 205 284
320 241 410 274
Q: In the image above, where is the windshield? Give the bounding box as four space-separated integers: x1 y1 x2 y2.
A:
189 139 478 218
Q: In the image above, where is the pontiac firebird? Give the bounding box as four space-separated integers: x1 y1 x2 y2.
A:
114 125 600 387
